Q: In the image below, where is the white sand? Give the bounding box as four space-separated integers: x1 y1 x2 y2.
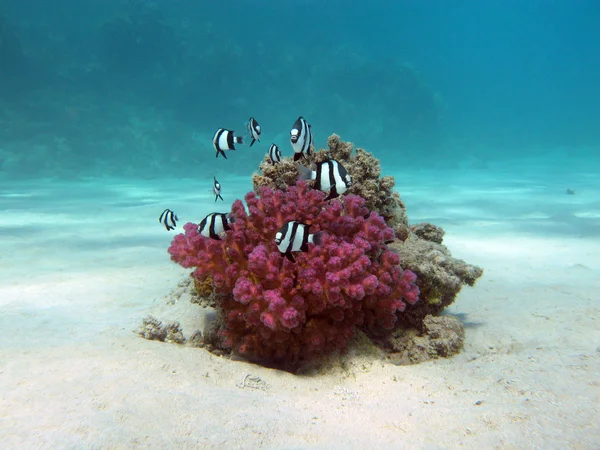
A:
1 170 598 449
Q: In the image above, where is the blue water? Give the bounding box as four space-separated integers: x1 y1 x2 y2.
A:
1 0 599 179
1 1 600 447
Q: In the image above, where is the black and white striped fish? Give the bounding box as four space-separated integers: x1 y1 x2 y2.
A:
290 116 313 161
297 159 352 200
246 117 261 147
274 221 323 263
268 143 282 164
159 208 178 231
213 128 244 159
213 176 223 202
198 212 233 240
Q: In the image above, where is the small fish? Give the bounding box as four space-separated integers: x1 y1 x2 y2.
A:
159 208 178 231
213 128 244 159
268 143 282 164
198 212 233 240
246 117 261 147
297 159 352 200
290 116 313 161
213 176 223 202
274 221 324 262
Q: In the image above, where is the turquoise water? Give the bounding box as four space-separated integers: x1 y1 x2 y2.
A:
1 1 599 447
1 1 599 178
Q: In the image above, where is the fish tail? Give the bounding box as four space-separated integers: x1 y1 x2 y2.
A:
296 164 313 182
311 231 325 246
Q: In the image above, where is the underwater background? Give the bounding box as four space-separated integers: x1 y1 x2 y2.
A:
1 0 599 180
2 1 600 448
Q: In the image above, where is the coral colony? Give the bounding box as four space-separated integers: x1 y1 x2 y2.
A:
163 125 483 372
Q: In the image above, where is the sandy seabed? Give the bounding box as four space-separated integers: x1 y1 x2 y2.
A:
1 166 599 449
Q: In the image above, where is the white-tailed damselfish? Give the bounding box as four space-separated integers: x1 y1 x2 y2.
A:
274 220 323 262
198 212 233 240
213 128 244 159
213 176 223 202
296 159 352 200
159 208 178 231
268 143 282 164
290 116 313 161
246 117 261 147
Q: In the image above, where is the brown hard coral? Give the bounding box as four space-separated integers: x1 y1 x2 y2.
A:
387 315 465 365
252 157 299 191
326 135 407 228
252 134 408 230
389 231 483 329
410 222 445 244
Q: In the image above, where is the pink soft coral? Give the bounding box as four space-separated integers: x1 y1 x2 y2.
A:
169 181 418 370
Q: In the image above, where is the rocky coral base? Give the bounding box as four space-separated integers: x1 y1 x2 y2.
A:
137 287 466 370
136 315 186 344
390 222 483 329
385 315 465 365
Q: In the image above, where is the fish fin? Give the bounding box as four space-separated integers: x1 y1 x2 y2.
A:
217 149 227 159
285 252 296 263
293 152 303 162
250 138 257 147
235 136 244 145
218 194 223 201
296 164 313 182
324 190 339 201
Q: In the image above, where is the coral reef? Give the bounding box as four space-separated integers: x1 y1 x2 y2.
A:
168 181 419 371
387 315 465 365
255 137 483 332
409 222 445 244
252 134 408 232
390 227 483 329
166 135 482 370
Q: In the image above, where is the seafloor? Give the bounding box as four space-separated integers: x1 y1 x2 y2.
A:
1 160 599 448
